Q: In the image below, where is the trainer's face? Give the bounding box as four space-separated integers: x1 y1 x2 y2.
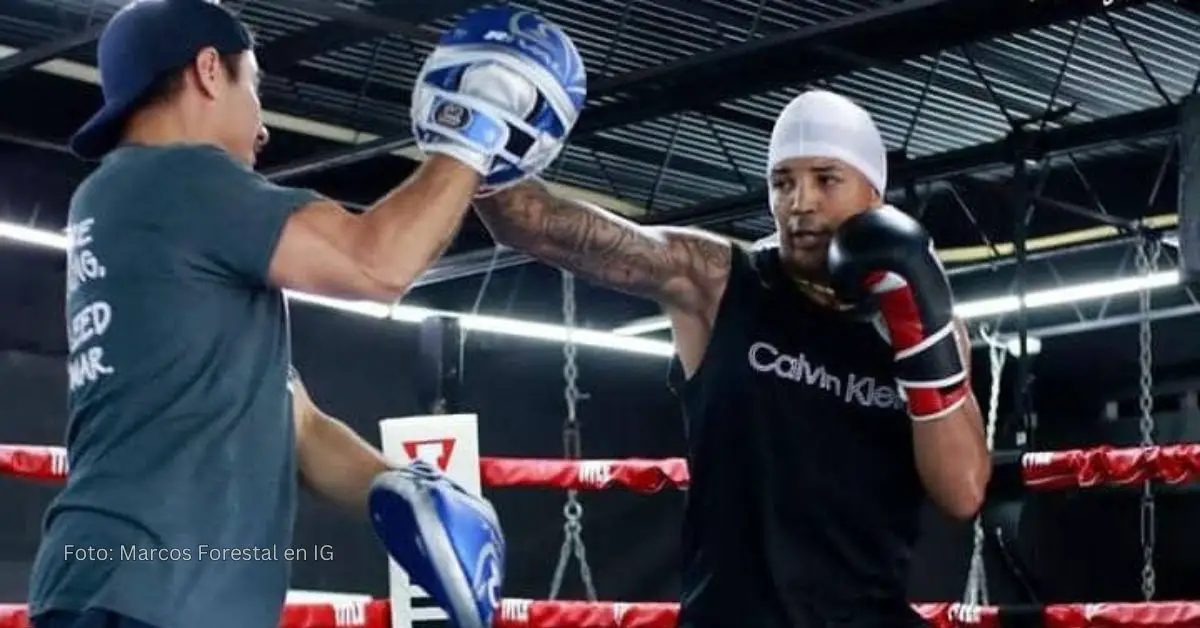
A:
768 156 879 277
209 50 269 166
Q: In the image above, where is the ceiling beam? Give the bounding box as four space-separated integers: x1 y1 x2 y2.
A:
574 0 1150 134
257 0 488 72
262 0 1145 183
670 102 1183 229
0 0 1176 235
0 22 103 79
0 0 461 81
268 65 746 188
807 44 1053 122
0 41 644 216
270 0 435 44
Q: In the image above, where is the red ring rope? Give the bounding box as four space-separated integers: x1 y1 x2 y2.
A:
5 599 1200 628
4 443 1199 491
3 441 1198 628
1019 444 1200 489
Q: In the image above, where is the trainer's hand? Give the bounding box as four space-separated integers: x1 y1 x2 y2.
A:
411 7 588 196
827 206 968 421
368 460 505 628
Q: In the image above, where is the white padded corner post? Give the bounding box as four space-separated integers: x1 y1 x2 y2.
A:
379 414 482 628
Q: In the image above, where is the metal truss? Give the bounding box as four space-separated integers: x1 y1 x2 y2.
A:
2 0 1196 297
2 0 1181 219
247 0 1148 186
948 18 1196 439
0 22 103 78
0 0 484 77
659 2 1193 229
575 0 1152 133
384 84 1192 290
624 104 1184 235
962 236 1196 346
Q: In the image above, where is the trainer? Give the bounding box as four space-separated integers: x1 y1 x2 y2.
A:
28 2 583 628
473 90 991 627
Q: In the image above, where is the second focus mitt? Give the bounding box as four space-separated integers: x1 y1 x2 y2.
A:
368 460 505 628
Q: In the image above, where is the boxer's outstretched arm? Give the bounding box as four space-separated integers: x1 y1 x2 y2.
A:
474 180 730 310
473 179 732 372
268 155 480 303
291 372 390 512
910 321 991 521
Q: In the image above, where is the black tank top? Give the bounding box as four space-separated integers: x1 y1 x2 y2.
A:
669 245 927 628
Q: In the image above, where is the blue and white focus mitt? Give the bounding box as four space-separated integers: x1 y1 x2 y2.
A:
411 6 587 195
369 460 505 628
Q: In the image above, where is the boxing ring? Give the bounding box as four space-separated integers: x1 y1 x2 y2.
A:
2 414 1200 628
0 229 1195 628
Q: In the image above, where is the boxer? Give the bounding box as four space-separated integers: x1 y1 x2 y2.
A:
473 90 991 627
29 2 580 628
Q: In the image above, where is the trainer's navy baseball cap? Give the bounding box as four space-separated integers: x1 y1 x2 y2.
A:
70 0 253 160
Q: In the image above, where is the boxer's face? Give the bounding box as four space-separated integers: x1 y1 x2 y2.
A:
768 156 879 279
199 49 269 166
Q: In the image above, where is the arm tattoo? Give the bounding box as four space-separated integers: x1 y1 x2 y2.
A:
477 181 730 309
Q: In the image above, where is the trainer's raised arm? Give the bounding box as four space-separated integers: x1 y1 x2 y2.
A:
474 179 732 316
270 10 590 305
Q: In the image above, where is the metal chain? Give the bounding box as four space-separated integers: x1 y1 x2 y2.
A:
963 328 1006 607
1135 235 1160 601
549 269 598 601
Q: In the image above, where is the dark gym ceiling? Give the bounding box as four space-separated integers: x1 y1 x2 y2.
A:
1 0 1200 383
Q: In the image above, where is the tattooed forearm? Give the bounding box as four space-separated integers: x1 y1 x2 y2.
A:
474 180 731 310
536 196 675 294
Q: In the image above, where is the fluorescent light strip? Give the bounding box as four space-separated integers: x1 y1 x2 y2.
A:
612 270 1183 336
612 316 674 337
284 292 674 356
952 270 1180 318
0 222 68 250
0 220 1180 357
0 221 675 358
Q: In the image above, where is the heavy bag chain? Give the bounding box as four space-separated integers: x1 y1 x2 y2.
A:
962 327 1007 607
1135 235 1160 601
549 269 598 601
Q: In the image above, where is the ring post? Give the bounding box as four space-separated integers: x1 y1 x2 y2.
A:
417 315 464 415
379 413 482 627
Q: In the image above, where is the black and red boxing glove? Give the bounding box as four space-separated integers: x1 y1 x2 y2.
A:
827 205 969 421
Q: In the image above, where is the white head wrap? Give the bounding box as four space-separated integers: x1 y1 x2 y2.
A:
767 90 887 198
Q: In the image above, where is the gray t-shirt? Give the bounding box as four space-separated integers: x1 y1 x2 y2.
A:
28 144 323 628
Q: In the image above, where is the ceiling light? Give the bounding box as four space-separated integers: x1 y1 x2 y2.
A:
0 220 1178 359
612 270 1182 336
0 222 68 250
0 221 675 358
611 316 673 336
951 270 1180 318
